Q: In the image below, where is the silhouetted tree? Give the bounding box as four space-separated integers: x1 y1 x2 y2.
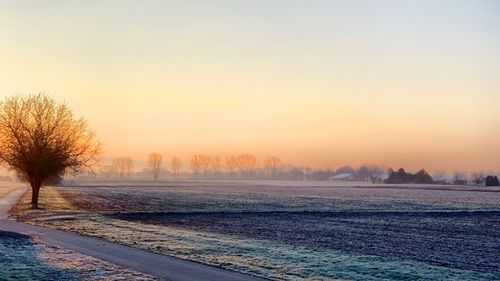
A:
263 156 282 178
170 156 181 178
113 156 134 179
415 169 433 184
485 175 499 186
190 155 201 177
0 94 100 208
386 168 407 184
386 168 433 184
471 172 485 186
125 157 134 178
225 156 239 178
238 153 258 177
148 153 163 180
210 156 222 175
189 154 211 177
198 155 211 176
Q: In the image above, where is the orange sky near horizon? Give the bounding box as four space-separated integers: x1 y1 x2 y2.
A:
1 1 499 172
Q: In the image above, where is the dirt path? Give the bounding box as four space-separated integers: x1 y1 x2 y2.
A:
0 187 26 219
0 187 267 281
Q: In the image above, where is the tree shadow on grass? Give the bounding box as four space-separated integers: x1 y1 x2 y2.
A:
0 230 82 281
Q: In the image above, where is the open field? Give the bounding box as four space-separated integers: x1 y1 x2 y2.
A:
57 180 500 212
12 180 500 280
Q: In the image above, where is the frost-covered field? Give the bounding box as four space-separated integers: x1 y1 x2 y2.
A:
0 230 79 281
16 180 500 280
59 180 500 212
0 230 159 281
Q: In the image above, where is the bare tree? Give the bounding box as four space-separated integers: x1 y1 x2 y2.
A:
99 165 114 178
190 155 199 177
113 157 125 179
199 155 211 176
170 156 181 178
471 171 485 186
113 156 134 179
190 154 211 177
125 157 134 178
0 94 100 208
148 153 163 180
210 156 222 175
237 153 258 177
263 156 282 178
225 156 239 178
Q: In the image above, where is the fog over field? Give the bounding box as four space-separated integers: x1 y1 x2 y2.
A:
1 1 499 280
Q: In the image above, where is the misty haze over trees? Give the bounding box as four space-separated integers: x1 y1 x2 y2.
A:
85 153 500 186
0 94 497 190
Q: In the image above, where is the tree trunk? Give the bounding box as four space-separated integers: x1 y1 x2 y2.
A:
31 183 41 209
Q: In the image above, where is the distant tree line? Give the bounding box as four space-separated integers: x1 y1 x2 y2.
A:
101 153 298 180
452 171 500 186
95 155 389 182
385 168 433 184
93 154 500 186
384 168 499 186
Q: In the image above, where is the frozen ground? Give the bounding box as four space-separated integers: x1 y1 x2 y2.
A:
59 180 500 212
112 210 500 273
0 230 78 280
13 180 500 280
0 230 159 281
0 186 162 281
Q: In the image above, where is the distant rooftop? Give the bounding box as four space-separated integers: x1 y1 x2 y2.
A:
329 173 353 179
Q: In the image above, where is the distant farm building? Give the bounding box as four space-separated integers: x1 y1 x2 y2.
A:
380 173 390 181
328 173 354 181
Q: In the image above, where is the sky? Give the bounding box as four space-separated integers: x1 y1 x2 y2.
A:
0 0 499 172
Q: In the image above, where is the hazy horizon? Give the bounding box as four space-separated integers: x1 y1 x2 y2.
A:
1 0 499 172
